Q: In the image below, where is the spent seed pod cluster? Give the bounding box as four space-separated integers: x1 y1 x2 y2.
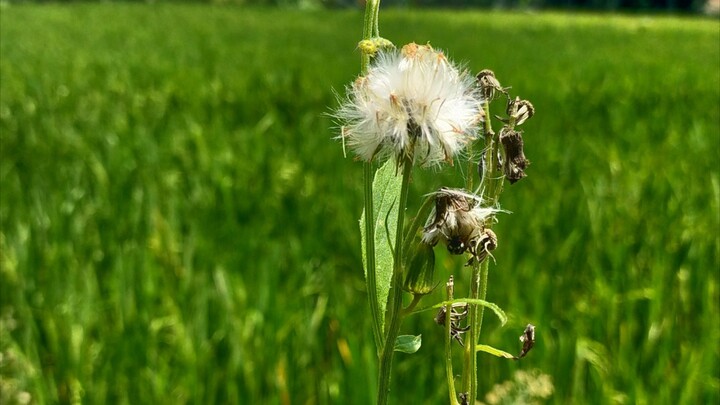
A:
479 72 535 185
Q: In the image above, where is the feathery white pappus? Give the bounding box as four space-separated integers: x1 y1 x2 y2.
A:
336 43 484 167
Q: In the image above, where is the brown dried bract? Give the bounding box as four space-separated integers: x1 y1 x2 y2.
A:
500 128 529 184
507 97 535 126
476 69 504 100
434 302 470 347
466 228 497 266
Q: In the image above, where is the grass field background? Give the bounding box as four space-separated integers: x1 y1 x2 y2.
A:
1 4 719 404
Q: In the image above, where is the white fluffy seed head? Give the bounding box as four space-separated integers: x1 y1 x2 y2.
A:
336 43 483 167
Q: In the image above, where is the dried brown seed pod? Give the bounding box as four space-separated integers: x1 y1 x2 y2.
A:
500 127 530 184
507 97 535 126
476 69 504 100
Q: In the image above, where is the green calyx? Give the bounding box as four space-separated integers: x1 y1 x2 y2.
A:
403 242 436 296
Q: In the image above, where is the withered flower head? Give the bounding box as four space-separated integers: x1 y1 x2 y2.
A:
471 228 498 265
500 127 530 184
435 302 470 346
507 97 535 126
476 69 504 101
422 188 499 264
517 324 536 359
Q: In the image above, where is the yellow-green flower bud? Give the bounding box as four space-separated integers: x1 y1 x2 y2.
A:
403 242 436 296
357 37 395 58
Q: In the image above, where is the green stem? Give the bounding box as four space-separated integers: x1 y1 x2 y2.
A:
461 262 480 399
377 156 413 405
372 0 380 36
462 99 503 404
461 110 482 401
475 261 490 339
467 259 490 404
402 294 423 315
362 0 379 50
360 0 383 354
483 103 502 208
445 277 460 405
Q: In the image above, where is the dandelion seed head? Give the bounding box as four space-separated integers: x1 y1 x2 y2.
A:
336 43 483 166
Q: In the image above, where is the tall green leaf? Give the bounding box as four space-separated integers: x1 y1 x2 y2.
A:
360 160 402 333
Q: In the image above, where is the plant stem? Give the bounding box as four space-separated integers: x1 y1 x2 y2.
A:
461 116 480 401
462 98 502 404
468 259 490 404
461 262 480 400
445 277 460 405
360 0 383 353
402 294 423 315
362 0 380 47
482 104 502 209
360 0 380 75
377 156 413 405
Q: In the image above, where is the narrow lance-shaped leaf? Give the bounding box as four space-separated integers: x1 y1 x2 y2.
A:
360 159 401 333
475 344 515 359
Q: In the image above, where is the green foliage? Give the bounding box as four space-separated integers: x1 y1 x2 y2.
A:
394 334 422 354
476 344 515 359
1 4 718 404
360 160 402 335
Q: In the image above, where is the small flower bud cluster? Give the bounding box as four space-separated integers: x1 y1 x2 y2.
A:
357 37 395 58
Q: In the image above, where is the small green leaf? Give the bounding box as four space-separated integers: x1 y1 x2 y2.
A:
476 344 515 359
360 160 402 333
394 334 422 354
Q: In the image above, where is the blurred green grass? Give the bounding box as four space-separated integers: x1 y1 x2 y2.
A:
1 4 718 404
